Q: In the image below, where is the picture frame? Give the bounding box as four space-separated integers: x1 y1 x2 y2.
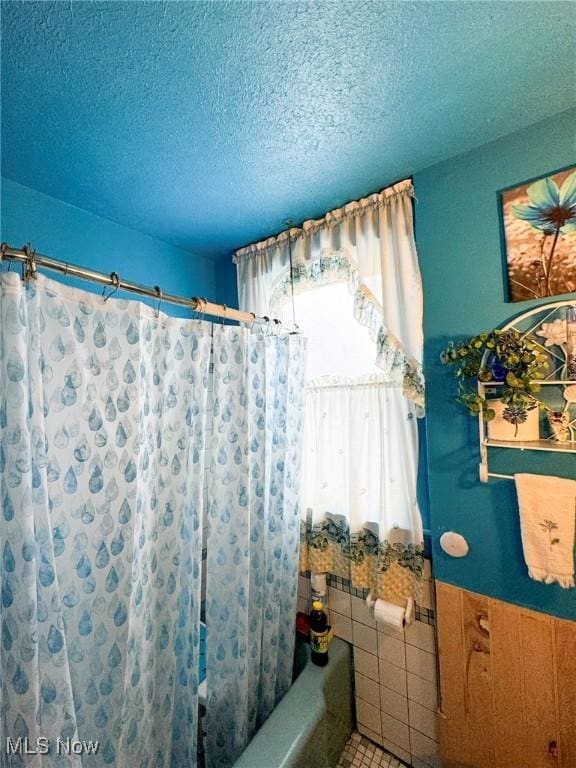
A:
499 164 576 302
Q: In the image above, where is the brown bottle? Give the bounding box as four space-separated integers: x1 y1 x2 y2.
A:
309 600 329 666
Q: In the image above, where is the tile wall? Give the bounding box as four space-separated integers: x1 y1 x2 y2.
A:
298 562 440 768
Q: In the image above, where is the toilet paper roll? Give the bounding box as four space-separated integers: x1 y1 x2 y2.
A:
310 572 327 597
371 597 415 629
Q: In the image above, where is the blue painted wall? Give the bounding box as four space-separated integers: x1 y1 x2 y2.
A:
1 178 215 315
215 253 241 323
415 108 576 620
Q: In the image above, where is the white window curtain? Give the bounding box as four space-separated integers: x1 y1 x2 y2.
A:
233 179 425 602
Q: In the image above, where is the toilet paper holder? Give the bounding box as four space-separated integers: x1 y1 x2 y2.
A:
366 592 414 628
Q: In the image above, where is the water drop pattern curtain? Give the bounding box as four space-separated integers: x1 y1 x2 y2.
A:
0 272 210 767
205 327 306 768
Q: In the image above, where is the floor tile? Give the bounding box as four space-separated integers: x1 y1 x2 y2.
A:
336 730 409 768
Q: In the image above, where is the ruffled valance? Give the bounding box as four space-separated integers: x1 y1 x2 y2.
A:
233 177 424 411
268 248 424 409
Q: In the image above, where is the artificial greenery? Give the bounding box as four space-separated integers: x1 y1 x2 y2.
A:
440 329 549 424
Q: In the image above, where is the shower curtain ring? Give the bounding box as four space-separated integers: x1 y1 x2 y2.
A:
153 285 163 318
197 297 207 323
102 272 120 302
23 244 37 282
221 304 227 326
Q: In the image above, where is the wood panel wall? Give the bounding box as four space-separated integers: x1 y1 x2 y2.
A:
436 582 576 768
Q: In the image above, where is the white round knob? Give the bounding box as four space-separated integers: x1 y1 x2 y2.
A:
439 531 469 558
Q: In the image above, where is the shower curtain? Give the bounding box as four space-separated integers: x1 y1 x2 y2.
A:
205 327 306 768
0 272 211 767
1 271 307 768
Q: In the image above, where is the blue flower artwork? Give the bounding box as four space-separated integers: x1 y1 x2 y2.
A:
500 165 576 301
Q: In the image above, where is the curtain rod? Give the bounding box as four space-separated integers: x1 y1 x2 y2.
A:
0 243 292 329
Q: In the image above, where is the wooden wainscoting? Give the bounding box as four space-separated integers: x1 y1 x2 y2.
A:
436 582 576 768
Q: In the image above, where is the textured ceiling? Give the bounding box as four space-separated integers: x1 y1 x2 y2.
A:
2 1 575 259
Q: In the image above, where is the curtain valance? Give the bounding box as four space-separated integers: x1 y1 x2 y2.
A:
233 179 414 261
233 179 424 410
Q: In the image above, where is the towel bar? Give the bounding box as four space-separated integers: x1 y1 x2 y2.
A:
479 463 514 482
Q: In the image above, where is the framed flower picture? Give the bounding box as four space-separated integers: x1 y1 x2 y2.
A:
499 165 576 302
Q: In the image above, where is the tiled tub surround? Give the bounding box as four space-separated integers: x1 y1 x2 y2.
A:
298 562 439 768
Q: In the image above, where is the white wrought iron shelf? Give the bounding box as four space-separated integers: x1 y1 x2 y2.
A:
483 438 576 453
479 380 575 387
476 299 576 482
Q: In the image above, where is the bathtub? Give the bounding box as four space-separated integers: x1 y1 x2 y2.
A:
232 636 353 768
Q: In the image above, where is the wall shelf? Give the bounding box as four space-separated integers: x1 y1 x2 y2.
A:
478 300 576 482
483 438 576 453
479 380 576 387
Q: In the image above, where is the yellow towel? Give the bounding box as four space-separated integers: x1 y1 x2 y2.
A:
515 473 576 589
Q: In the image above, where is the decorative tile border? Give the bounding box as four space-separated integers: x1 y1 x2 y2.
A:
414 605 435 627
300 570 436 627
